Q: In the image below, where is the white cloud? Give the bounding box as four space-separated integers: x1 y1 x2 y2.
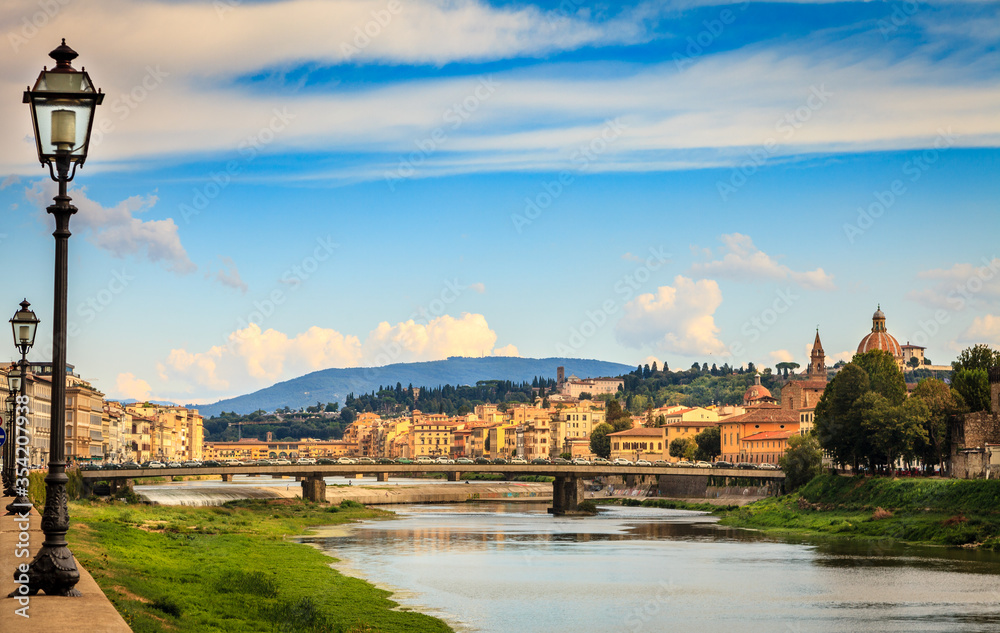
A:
469 282 486 293
492 344 520 357
156 313 505 398
24 181 195 274
828 349 856 364
689 233 835 290
908 258 1000 308
116 372 152 401
769 349 795 364
206 256 248 294
615 275 726 356
956 314 1000 346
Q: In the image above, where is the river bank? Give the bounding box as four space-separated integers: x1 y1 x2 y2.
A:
66 498 453 633
712 475 1000 549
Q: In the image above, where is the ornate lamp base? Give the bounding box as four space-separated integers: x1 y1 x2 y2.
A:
15 544 81 597
5 495 31 515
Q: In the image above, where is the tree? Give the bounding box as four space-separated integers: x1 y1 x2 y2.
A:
590 423 614 459
814 364 870 470
952 368 990 412
669 437 691 459
651 361 659 374
340 407 356 425
911 378 967 471
779 433 822 491
908 356 920 370
776 362 800 378
324 402 339 412
579 392 592 400
853 349 906 405
952 344 1000 372
693 426 721 462
857 392 928 472
605 399 633 432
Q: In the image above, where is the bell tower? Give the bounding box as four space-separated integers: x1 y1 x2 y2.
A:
808 328 826 381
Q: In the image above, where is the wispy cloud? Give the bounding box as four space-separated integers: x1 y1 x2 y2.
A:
689 233 835 290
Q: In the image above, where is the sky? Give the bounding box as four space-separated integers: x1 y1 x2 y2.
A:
0 0 997 406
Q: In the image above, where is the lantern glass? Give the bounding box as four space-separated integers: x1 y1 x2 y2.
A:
8 374 21 394
10 300 39 352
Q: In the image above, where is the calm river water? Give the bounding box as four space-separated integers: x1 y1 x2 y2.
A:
304 502 1000 633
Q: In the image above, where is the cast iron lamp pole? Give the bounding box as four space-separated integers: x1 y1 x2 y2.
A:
7 300 38 514
3 391 15 496
17 39 104 598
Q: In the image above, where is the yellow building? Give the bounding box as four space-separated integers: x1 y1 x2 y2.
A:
127 403 204 462
205 438 357 460
609 427 667 462
414 418 455 458
550 404 605 458
663 417 717 462
488 422 519 459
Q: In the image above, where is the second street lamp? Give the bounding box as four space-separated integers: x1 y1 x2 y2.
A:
17 39 104 598
7 300 38 515
3 373 20 497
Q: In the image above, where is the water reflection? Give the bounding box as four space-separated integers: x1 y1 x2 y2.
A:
305 503 1000 633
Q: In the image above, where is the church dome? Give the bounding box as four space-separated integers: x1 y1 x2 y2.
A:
857 305 902 358
743 374 773 405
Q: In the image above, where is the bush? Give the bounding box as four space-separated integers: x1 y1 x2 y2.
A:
576 500 598 514
338 499 364 510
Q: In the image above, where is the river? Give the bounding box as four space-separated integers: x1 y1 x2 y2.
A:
303 502 1000 633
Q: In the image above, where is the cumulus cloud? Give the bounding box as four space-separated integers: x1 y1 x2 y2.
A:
615 275 726 356
25 181 195 274
492 344 520 357
469 282 486 293
116 372 152 401
206 256 248 294
908 258 1000 309
689 233 835 290
956 314 1000 346
770 349 795 364
0 175 19 190
157 313 506 397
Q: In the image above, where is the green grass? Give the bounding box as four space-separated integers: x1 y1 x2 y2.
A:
716 475 1000 549
67 498 453 633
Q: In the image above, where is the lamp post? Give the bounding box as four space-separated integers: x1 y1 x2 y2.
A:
6 300 38 515
18 40 103 598
3 391 16 497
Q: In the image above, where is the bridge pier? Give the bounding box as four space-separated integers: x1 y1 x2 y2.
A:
446 471 462 482
548 475 586 515
221 474 233 482
301 476 327 503
376 472 390 482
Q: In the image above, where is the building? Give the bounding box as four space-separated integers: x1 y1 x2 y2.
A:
742 374 777 406
558 375 624 399
205 438 357 460
413 414 455 458
950 368 1000 478
806 329 827 380
901 343 926 368
739 430 797 465
857 306 904 367
126 403 204 462
608 427 666 462
663 418 717 461
550 404 605 458
719 403 800 464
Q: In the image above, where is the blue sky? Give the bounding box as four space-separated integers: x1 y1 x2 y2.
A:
0 0 997 405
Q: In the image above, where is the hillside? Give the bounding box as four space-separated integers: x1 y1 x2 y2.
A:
193 356 633 417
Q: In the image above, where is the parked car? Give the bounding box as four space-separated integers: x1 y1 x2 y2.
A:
736 462 757 470
297 457 318 465
182 460 203 468
530 458 551 465
167 461 183 468
356 457 375 465
317 458 336 465
376 457 395 465
456 457 475 465
435 456 455 464
635 459 652 466
676 461 694 468
553 457 571 465
592 457 611 466
510 457 528 465
492 457 508 465
758 463 778 470
653 460 671 467
121 461 140 469
713 461 734 469
273 458 292 465
147 461 166 469
202 460 222 467
612 458 633 466
337 457 357 465
474 457 491 465
415 456 434 464
395 458 413 464
694 461 712 468
224 459 245 466
571 457 591 465
256 459 274 466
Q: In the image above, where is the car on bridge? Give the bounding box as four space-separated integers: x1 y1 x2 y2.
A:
510 457 528 465
531 458 551 465
492 457 508 465
203 460 222 467
145 461 166 469
435 457 455 464
758 463 778 470
415 457 434 464
274 458 292 465
592 457 611 466
182 460 203 468
297 457 318 465
612 458 633 466
396 458 413 464
553 457 571 465
317 458 335 465
167 461 183 468
224 459 245 466
474 457 491 465
456 457 474 464
736 462 758 470
338 457 357 465
694 461 712 468
572 458 590 465
653 460 672 467
355 457 375 465
713 461 734 468
676 461 694 468
120 461 140 469
377 458 395 465
635 459 652 466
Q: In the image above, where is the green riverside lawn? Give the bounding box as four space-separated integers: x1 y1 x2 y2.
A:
609 475 1000 549
65 498 453 633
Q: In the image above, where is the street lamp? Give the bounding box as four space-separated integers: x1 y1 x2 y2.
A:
3 390 16 496
6 300 37 514
18 40 103 598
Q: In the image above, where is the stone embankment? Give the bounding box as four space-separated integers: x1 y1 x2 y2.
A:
263 481 554 505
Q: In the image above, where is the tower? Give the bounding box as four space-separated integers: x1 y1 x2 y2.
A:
808 328 826 381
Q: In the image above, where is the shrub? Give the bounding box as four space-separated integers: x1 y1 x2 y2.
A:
577 500 598 514
871 507 893 520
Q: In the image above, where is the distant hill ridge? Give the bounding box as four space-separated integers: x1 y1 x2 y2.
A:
192 356 634 417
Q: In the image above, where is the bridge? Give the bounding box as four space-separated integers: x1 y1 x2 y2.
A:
81 464 784 515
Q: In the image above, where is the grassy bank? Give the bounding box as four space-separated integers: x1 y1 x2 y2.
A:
67 498 453 633
717 475 1000 549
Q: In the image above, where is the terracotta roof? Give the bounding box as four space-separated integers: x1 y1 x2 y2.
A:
858 331 903 356
664 419 717 427
719 403 799 424
607 428 665 437
743 430 797 442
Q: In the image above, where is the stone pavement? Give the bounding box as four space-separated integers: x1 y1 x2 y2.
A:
0 496 132 633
